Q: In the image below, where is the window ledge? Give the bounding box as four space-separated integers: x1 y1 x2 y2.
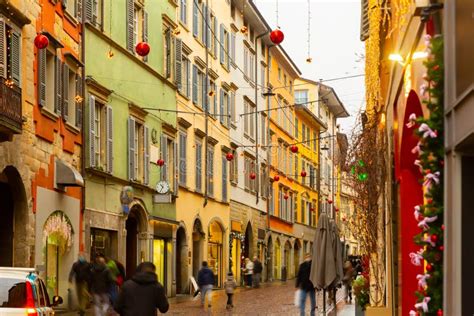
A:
230 181 238 187
230 122 237 129
65 121 81 134
179 21 189 32
41 107 59 122
178 91 190 101
64 10 78 26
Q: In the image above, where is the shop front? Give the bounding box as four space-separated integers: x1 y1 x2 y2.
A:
152 220 176 296
208 220 224 288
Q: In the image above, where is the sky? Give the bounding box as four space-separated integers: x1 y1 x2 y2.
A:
254 0 366 134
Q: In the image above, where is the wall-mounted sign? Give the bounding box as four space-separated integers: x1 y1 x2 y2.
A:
120 186 134 214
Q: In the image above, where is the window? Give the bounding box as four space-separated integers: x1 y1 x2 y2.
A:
179 131 187 186
125 0 146 54
278 67 281 81
243 46 255 81
269 185 275 215
313 131 317 151
294 118 299 138
179 51 191 97
160 134 176 191
230 147 238 184
261 41 266 56
295 90 309 105
260 64 266 89
164 27 173 78
222 154 228 201
85 0 102 27
244 99 255 140
195 139 203 192
230 91 236 125
219 89 230 127
1 20 20 87
128 117 150 184
180 0 187 24
294 156 299 180
220 24 230 69
192 64 205 108
244 155 256 193
206 146 214 197
260 164 268 198
230 31 236 65
88 96 113 173
210 14 217 55
209 81 216 117
260 114 266 146
64 0 78 18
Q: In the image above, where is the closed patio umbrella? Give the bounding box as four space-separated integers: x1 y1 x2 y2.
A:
330 219 344 287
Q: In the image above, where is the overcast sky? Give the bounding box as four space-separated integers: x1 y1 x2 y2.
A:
254 0 366 134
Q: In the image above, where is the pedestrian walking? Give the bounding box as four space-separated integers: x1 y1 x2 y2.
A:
243 258 253 288
197 261 215 308
224 272 237 310
252 256 262 288
106 257 120 305
68 252 91 316
296 253 316 316
90 254 114 316
114 262 169 315
342 260 355 303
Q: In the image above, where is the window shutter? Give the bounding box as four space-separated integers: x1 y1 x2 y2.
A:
10 31 20 85
192 1 198 37
88 95 96 168
227 93 231 126
143 126 150 185
173 141 178 194
126 0 134 52
201 4 207 45
219 89 224 124
75 74 83 128
195 143 201 192
175 38 182 89
160 134 168 182
106 105 113 173
192 65 198 104
206 10 211 49
222 156 227 201
165 28 171 78
62 63 69 121
213 85 217 116
213 17 218 57
219 24 224 64
202 77 207 112
0 19 6 78
85 0 93 22
54 57 62 115
230 32 235 63
38 49 46 107
226 31 230 69
143 10 149 62
360 0 369 41
128 116 136 180
179 133 186 185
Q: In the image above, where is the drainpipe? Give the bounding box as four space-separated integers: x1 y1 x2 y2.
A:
80 0 86 253
265 44 274 233
203 0 209 208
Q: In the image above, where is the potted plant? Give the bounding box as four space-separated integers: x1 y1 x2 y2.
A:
353 275 369 316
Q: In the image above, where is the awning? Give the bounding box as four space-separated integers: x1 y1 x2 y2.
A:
55 159 84 188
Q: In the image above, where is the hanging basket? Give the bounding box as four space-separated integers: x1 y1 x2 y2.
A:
43 211 74 255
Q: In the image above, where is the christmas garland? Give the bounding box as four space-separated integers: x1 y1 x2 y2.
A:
408 35 444 316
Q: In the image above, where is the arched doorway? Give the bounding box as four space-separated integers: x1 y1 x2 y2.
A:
208 220 224 287
266 236 273 282
274 238 281 279
284 241 292 279
192 219 204 279
125 205 147 278
0 166 28 267
176 226 188 294
243 223 253 260
294 240 301 276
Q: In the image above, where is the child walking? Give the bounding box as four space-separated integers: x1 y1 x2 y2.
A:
224 272 237 310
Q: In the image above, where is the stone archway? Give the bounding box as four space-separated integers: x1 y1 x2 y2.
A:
243 222 253 260
0 166 28 267
284 240 292 280
266 235 273 282
208 220 224 287
192 218 205 279
294 239 302 276
176 225 188 294
125 203 148 278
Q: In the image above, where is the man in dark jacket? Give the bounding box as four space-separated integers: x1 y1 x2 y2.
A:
90 255 115 316
296 253 316 316
252 256 263 288
114 262 169 315
197 261 214 308
68 253 91 316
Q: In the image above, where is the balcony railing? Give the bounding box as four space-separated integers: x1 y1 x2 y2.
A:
0 77 22 140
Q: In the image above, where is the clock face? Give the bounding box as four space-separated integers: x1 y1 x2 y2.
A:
156 181 170 194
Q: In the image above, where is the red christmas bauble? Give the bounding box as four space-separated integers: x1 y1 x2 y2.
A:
290 145 298 153
437 309 443 316
426 263 434 272
273 175 280 182
335 208 339 212
441 224 445 231
34 34 49 49
433 65 440 71
157 159 165 166
249 172 256 180
283 194 289 200
431 234 438 243
135 42 151 56
327 199 333 204
300 170 307 177
270 29 284 45
226 153 234 161
439 245 444 251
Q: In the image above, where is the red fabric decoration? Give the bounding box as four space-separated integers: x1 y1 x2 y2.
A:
135 42 151 56
270 29 284 45
157 159 165 166
226 153 234 161
34 34 49 49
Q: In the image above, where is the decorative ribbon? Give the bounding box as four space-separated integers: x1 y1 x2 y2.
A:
414 297 431 313
423 235 437 247
418 215 438 230
419 123 438 139
420 83 429 96
409 310 418 316
414 160 423 172
412 142 423 155
416 273 430 289
414 205 422 221
409 249 424 266
424 171 441 189
406 113 418 128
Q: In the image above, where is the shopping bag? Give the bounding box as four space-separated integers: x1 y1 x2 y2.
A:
294 289 302 307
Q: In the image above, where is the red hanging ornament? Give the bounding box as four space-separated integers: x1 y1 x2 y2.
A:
273 175 280 182
433 64 440 71
300 170 307 177
157 159 165 166
270 29 284 45
437 309 443 316
431 234 438 243
426 263 434 272
249 172 256 180
135 42 151 56
283 194 289 200
226 152 234 161
327 199 333 204
34 34 49 49
439 245 444 251
441 224 445 231
310 207 315 212
290 145 299 153
335 208 339 212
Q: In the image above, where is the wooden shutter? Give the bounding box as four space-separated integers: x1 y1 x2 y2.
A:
226 31 230 69
10 31 20 85
126 0 134 52
128 116 136 180
62 63 69 121
0 19 6 78
142 10 149 62
227 93 231 126
206 9 211 48
360 0 369 41
85 0 93 22
143 125 150 185
220 24 224 64
213 17 218 57
175 38 182 89
201 4 207 44
38 49 46 107
179 133 186 185
202 77 207 112
219 89 224 124
54 57 62 115
195 142 201 192
222 156 227 201
75 74 83 128
165 28 171 78
173 140 178 194
192 1 198 37
160 134 168 181
192 65 198 104
88 95 96 167
106 105 113 173
230 32 235 63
